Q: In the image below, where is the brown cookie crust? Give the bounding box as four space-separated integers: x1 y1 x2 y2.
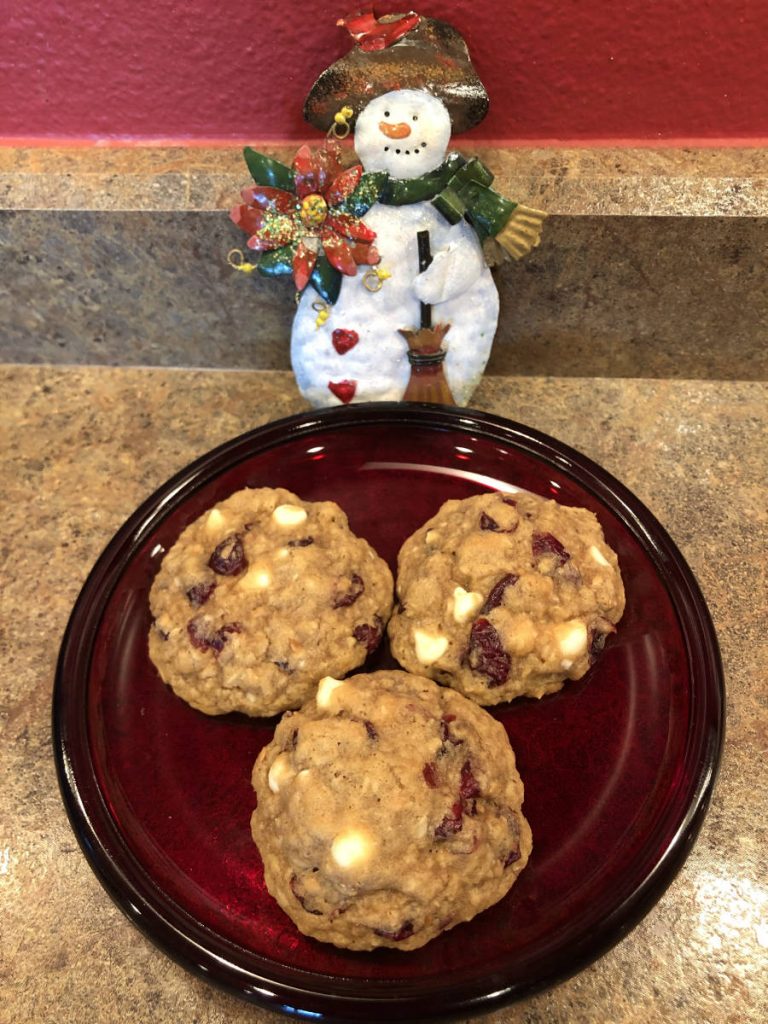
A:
251 669 531 951
148 487 393 717
388 491 625 704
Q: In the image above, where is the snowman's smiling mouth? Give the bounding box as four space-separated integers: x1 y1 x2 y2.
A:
383 142 428 157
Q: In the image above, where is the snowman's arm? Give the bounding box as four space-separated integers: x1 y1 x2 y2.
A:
413 221 485 307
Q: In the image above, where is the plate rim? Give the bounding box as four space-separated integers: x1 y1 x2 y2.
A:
52 401 725 1021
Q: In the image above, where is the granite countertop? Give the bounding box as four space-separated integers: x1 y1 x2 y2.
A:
2 144 766 215
2 364 766 1024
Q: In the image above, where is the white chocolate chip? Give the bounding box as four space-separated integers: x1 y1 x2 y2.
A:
268 754 294 793
425 529 440 544
451 586 484 624
272 504 308 527
331 828 373 869
413 629 449 665
589 545 611 567
204 508 226 534
555 620 588 660
238 566 272 590
316 675 345 708
560 658 574 671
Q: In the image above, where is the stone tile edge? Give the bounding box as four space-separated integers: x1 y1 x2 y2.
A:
1 145 766 216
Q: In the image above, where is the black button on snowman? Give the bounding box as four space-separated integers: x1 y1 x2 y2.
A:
230 8 546 408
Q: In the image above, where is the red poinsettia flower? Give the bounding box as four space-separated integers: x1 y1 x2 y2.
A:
230 140 380 294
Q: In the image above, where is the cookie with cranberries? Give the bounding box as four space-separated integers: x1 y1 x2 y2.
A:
148 487 393 717
388 491 624 705
250 669 531 951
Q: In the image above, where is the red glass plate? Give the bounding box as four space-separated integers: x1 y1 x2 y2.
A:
53 403 723 1021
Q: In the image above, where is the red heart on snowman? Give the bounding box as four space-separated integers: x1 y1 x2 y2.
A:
331 328 359 355
327 380 357 404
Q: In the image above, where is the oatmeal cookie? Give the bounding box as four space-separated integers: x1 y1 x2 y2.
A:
388 491 625 704
148 487 393 717
251 669 531 951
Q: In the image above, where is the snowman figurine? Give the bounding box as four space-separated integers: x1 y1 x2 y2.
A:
231 10 545 408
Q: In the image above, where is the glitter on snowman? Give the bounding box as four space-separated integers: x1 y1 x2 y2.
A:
230 7 546 408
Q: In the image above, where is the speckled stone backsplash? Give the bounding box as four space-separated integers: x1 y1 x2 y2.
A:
1 145 766 378
2 209 766 378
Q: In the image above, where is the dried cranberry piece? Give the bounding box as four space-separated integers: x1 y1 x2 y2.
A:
532 531 570 569
332 573 365 608
353 615 383 653
290 874 322 915
459 760 481 801
480 511 518 533
459 761 481 816
435 802 464 837
464 618 510 687
186 581 216 607
187 617 241 654
503 846 521 868
208 534 247 576
439 713 464 746
502 811 522 866
363 719 378 741
287 536 314 547
374 920 414 942
480 572 519 614
502 497 517 507
423 762 439 788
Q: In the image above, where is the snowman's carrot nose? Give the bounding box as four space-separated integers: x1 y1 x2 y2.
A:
379 121 411 139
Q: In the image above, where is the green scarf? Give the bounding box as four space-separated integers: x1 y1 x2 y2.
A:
380 154 518 243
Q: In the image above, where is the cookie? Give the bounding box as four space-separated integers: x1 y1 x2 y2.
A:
251 669 531 951
148 487 393 717
388 491 625 704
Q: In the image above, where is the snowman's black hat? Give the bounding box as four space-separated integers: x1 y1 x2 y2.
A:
304 12 489 135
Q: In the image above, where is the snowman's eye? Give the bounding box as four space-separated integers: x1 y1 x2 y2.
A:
384 110 390 117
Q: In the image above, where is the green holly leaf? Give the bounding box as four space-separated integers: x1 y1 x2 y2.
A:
243 148 296 192
257 244 296 277
310 252 342 304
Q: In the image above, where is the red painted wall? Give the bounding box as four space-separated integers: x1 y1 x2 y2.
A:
1 0 767 143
